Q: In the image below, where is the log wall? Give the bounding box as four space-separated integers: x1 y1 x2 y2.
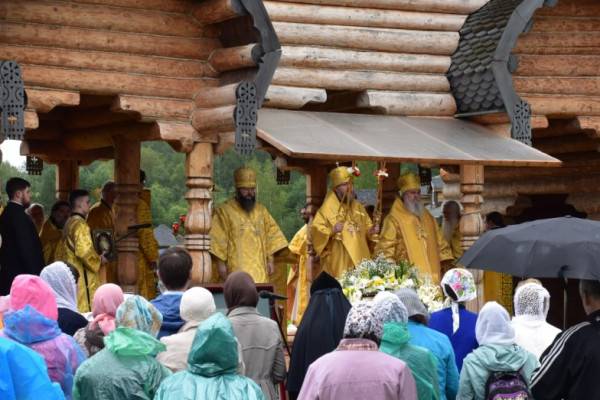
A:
262 0 486 114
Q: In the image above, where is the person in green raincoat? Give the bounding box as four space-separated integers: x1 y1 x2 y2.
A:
155 312 265 400
72 296 171 400
373 291 441 400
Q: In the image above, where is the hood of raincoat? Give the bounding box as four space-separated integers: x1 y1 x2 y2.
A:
380 322 411 349
104 326 166 357
2 305 62 344
465 343 531 372
187 313 238 377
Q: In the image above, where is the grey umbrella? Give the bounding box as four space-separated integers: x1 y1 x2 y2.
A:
458 216 600 280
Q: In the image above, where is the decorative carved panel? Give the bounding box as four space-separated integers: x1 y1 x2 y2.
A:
0 61 26 140
26 155 43 175
234 81 258 155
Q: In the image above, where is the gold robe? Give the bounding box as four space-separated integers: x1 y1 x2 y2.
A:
87 200 116 284
311 191 373 279
287 225 313 325
210 198 288 283
445 225 464 261
39 218 62 265
137 189 159 299
55 214 101 312
375 198 452 283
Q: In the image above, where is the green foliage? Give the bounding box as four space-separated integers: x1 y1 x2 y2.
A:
0 144 381 241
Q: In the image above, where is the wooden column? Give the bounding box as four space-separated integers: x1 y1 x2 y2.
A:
184 142 213 284
55 160 79 200
306 166 328 211
459 164 485 311
114 138 140 293
382 163 401 216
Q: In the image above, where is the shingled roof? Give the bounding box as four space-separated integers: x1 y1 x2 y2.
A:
448 0 555 145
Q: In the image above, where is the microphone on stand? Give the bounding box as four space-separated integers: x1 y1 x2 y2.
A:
258 290 287 301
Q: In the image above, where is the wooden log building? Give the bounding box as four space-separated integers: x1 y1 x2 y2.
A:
0 0 594 316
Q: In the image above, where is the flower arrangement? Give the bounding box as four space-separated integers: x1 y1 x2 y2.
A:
172 214 187 236
340 254 444 312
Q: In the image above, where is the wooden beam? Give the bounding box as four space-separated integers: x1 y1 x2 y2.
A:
524 95 600 117
280 45 451 74
531 16 600 33
356 90 456 116
264 85 327 109
25 110 39 129
21 64 212 99
577 116 600 136
62 108 139 130
68 0 191 13
1 21 220 59
26 88 80 113
517 54 600 77
62 122 161 151
516 33 600 52
273 0 488 14
192 0 245 24
514 77 600 96
536 2 600 17
273 22 459 55
24 125 62 141
0 44 214 79
0 1 205 37
272 67 450 92
112 95 194 121
208 44 261 73
264 1 466 30
534 136 600 155
22 140 114 160
194 83 238 108
191 105 235 132
215 131 235 154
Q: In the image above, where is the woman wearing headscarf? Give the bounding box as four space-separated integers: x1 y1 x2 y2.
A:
457 302 539 400
157 287 218 372
225 271 286 400
0 275 86 399
287 272 351 400
429 268 479 370
73 283 124 357
511 280 561 359
374 291 440 400
155 313 265 399
72 296 171 400
41 262 88 336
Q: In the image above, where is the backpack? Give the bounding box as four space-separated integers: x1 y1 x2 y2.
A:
484 370 531 400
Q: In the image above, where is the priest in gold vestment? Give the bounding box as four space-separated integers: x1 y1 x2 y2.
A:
441 200 464 261
210 167 288 283
287 205 314 325
87 181 116 283
55 190 106 312
39 200 70 264
374 172 452 283
310 166 378 279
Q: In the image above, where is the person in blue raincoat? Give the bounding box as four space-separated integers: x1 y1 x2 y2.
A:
0 336 65 400
154 312 265 400
72 295 171 400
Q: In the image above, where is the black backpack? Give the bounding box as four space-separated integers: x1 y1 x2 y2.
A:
484 370 531 400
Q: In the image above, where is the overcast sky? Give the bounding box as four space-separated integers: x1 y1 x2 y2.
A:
1 140 25 168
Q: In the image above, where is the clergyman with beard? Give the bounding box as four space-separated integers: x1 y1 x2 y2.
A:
374 172 452 283
0 177 46 295
39 200 71 264
441 200 463 261
210 167 288 283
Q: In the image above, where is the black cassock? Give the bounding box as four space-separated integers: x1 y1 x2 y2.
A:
286 272 352 400
0 202 45 295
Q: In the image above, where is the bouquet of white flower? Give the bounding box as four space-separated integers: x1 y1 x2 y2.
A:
340 254 444 312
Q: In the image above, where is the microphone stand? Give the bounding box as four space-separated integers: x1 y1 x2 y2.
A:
267 295 292 356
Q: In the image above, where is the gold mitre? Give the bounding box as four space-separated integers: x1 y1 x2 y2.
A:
397 172 420 193
234 167 257 189
329 166 353 188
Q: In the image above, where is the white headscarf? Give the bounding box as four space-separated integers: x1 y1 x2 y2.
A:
180 287 216 323
476 301 515 346
441 268 477 333
514 282 550 321
40 261 78 312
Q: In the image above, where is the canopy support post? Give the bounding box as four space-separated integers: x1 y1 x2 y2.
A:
382 163 401 216
184 142 213 284
305 166 327 213
460 164 486 311
55 160 79 201
114 138 141 293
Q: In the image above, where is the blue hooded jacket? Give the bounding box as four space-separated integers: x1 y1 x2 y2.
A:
151 293 185 338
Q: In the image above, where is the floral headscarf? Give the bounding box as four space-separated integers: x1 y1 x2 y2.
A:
116 295 163 337
372 291 409 325
343 301 383 341
441 268 477 333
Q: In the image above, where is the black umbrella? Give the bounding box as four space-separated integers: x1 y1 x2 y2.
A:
459 216 600 280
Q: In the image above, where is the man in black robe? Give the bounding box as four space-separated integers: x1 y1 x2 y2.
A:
0 178 45 294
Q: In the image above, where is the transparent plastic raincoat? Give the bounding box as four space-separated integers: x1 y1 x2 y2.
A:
155 313 265 400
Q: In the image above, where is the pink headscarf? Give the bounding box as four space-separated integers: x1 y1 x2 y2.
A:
9 275 58 321
90 284 124 335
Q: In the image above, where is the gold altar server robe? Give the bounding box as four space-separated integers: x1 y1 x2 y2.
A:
87 200 116 284
288 225 313 325
55 214 101 312
311 192 373 279
137 189 159 299
446 225 464 261
375 198 452 283
210 198 288 283
39 218 62 265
